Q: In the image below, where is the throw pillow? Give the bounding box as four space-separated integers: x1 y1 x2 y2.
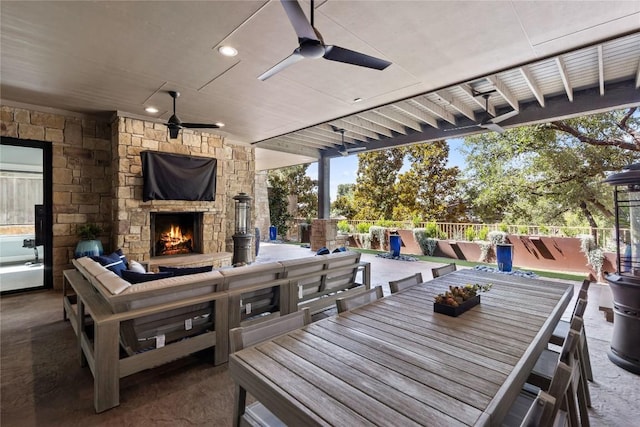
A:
121 270 173 284
92 251 127 277
115 248 129 269
158 265 213 276
128 260 146 273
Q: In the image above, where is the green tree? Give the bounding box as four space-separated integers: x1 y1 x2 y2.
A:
352 148 405 220
351 142 462 221
331 183 357 218
267 164 317 237
460 108 640 229
393 141 465 222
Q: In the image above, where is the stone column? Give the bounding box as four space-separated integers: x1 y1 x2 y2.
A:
311 219 338 251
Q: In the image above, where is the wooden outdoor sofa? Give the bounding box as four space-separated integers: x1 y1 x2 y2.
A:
62 251 370 413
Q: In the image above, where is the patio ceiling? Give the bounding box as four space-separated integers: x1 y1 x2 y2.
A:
256 32 640 159
1 1 639 169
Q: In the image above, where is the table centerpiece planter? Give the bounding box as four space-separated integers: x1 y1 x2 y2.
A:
434 295 481 317
433 283 492 317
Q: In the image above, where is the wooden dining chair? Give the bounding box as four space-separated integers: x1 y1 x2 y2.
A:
503 330 582 427
529 298 592 409
550 279 593 382
230 308 311 427
336 286 383 313
389 272 423 294
527 314 591 427
431 263 456 278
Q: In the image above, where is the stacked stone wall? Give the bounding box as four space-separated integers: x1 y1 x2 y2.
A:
113 116 254 262
1 105 112 289
1 104 255 289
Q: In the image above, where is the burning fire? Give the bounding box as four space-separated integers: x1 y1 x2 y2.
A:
157 224 193 255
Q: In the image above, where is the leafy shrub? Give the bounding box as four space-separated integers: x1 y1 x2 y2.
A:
579 234 604 279
464 227 476 242
561 227 579 238
478 241 492 263
477 226 489 241
356 222 372 233
413 229 437 256
337 220 351 233
538 225 550 235
411 215 423 228
78 223 102 240
424 221 446 239
369 226 387 249
517 225 529 235
374 219 395 228
498 223 509 232
357 233 372 250
488 230 508 246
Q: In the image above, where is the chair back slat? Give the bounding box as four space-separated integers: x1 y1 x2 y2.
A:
229 308 311 353
431 263 456 278
520 391 556 427
573 298 588 318
389 273 423 294
336 286 383 313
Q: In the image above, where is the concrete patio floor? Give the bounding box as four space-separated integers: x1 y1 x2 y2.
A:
1 242 638 426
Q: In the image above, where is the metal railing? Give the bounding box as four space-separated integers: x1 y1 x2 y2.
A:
292 218 619 250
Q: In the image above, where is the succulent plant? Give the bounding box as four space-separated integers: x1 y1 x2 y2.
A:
434 283 492 307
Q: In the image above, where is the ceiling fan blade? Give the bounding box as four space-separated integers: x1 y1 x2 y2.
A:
181 123 220 129
480 122 506 134
490 109 519 124
280 0 318 41
323 45 391 70
258 50 304 81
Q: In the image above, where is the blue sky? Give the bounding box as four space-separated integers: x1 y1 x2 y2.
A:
306 138 466 201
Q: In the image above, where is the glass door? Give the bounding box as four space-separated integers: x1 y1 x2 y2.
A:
0 141 51 293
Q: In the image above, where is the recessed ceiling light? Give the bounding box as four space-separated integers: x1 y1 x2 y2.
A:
215 122 225 128
218 45 238 57
145 106 159 113
353 98 363 103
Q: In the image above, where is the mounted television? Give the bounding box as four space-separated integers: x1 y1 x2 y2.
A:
141 151 217 201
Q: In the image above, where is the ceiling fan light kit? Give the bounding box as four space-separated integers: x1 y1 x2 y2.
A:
258 0 392 81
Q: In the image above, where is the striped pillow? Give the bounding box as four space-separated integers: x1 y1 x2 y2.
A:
92 251 127 277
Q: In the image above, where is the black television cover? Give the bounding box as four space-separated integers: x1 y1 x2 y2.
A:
141 151 217 201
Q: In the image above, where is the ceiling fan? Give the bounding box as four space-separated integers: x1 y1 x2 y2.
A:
333 127 366 156
447 91 518 134
164 91 220 139
258 0 392 81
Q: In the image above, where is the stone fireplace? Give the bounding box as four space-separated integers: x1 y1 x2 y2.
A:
108 116 255 269
150 212 203 257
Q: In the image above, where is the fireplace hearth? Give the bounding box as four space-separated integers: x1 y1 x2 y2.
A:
151 212 203 257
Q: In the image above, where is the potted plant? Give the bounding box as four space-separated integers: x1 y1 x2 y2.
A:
434 283 492 317
75 223 104 258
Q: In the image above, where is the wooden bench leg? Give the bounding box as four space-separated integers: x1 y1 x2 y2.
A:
93 321 120 413
77 298 87 367
215 297 229 365
233 384 247 427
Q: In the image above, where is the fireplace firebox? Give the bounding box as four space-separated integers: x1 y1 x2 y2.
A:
150 212 203 257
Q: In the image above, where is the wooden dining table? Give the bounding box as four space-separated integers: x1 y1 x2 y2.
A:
228 269 574 426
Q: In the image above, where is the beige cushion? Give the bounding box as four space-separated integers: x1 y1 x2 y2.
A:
76 256 109 277
95 270 131 295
